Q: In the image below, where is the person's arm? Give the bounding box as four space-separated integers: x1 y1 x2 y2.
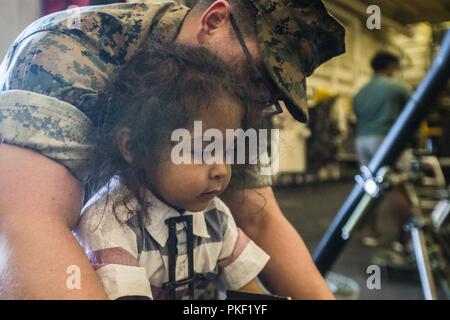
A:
0 144 108 299
220 186 335 300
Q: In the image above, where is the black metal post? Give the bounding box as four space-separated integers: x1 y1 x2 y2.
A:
313 30 450 274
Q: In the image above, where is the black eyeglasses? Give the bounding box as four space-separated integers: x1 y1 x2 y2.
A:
229 14 284 118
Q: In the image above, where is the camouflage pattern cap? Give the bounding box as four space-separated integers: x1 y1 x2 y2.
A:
252 0 346 122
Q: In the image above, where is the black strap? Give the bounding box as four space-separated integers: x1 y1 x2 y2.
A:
162 215 198 299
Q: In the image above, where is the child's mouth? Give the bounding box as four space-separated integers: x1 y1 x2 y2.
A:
198 190 221 202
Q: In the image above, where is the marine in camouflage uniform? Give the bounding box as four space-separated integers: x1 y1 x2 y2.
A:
0 0 345 185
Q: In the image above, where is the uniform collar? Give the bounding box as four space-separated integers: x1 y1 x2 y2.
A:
151 4 190 43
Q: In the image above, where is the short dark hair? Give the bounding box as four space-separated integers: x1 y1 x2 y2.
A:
371 51 400 72
190 0 257 37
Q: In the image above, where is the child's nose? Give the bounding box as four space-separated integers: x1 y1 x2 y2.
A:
209 163 229 181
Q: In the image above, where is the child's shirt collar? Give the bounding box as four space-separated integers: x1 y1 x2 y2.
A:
102 177 212 248
140 187 211 248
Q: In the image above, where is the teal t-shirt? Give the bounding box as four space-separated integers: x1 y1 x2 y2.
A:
353 75 412 137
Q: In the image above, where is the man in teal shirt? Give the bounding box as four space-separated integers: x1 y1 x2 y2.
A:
353 51 412 247
354 51 412 164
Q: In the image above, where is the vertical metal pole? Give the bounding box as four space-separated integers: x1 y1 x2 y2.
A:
410 225 438 300
404 182 438 300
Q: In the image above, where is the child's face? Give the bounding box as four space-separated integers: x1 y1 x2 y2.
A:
148 100 243 212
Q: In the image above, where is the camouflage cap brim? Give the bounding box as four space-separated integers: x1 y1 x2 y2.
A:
252 0 346 123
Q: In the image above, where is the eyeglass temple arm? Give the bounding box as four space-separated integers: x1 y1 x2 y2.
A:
229 14 265 82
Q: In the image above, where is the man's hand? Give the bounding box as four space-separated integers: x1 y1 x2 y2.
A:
221 186 335 300
0 144 108 299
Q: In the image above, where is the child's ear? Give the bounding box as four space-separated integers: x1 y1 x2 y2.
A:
116 128 134 164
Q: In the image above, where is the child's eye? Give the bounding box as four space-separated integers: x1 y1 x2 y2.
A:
188 142 237 164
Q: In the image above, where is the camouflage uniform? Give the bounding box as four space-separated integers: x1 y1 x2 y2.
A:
0 2 189 183
0 0 345 185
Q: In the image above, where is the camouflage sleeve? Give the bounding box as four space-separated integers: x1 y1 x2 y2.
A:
1 2 177 124
0 0 193 108
1 30 111 124
0 2 188 182
0 28 103 181
0 5 143 181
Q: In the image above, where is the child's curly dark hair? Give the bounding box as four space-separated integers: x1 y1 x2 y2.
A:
91 41 264 223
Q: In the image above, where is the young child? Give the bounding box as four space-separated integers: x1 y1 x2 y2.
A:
74 42 270 300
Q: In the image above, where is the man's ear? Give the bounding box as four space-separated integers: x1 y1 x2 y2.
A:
116 128 134 164
197 0 232 43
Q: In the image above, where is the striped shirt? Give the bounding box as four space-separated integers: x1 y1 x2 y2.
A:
74 178 270 300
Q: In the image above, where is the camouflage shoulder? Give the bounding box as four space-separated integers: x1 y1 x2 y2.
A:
12 2 187 63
